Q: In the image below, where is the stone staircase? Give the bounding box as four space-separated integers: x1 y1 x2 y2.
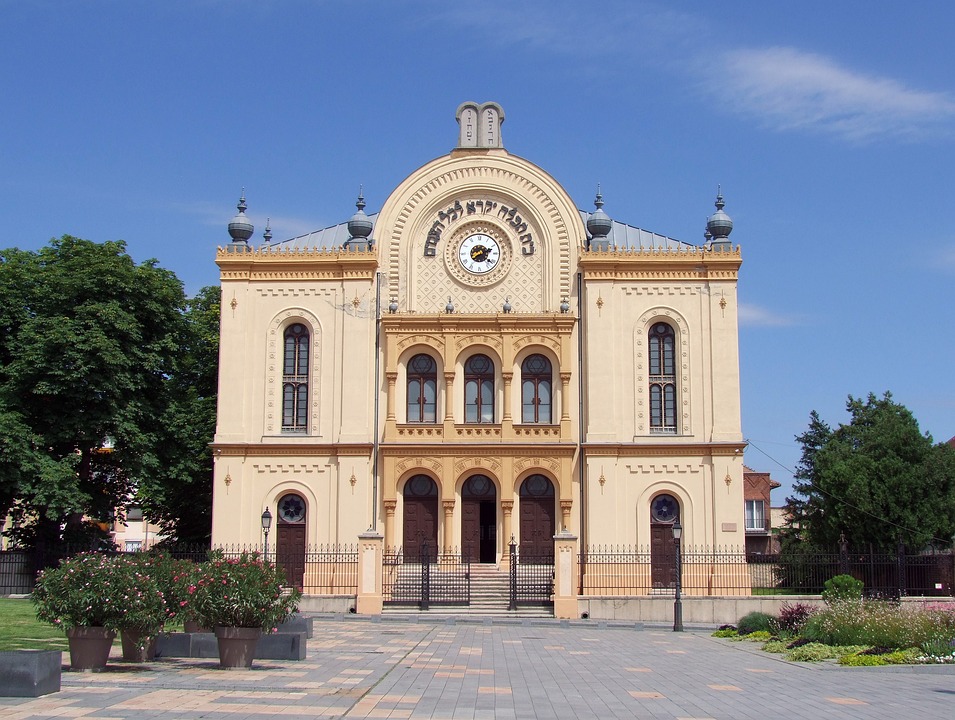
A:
383 562 553 618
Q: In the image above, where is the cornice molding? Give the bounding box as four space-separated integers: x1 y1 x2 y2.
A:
582 442 747 457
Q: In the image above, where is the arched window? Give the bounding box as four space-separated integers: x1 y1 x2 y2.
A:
407 354 437 423
521 354 552 423
648 322 676 434
282 323 309 433
464 354 494 423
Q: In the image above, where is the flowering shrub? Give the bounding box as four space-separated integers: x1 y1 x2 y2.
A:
188 551 301 630
32 552 163 632
776 602 819 634
802 599 955 649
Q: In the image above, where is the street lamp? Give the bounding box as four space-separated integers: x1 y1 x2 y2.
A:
261 507 273 564
672 520 684 632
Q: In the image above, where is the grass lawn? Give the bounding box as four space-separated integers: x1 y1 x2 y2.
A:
0 597 69 651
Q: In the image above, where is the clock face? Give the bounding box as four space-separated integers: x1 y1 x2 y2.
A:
458 233 501 274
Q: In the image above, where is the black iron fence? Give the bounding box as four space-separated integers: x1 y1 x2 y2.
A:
579 545 955 598
508 542 554 608
382 544 471 608
0 543 359 596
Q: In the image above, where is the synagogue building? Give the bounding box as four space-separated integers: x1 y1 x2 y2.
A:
211 102 747 614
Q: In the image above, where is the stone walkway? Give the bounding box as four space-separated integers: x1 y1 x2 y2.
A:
2 616 954 719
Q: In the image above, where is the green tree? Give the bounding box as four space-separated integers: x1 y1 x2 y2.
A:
138 285 219 544
783 392 955 552
0 236 187 548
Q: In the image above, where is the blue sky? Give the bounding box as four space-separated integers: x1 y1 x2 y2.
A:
4 1 954 500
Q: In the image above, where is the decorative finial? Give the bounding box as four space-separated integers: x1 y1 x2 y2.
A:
227 189 254 247
445 296 455 314
346 186 373 250
706 185 733 249
587 186 613 251
388 297 398 314
503 297 512 313
263 218 272 243
560 297 570 314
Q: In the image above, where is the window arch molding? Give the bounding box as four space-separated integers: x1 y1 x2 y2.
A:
396 346 445 424
633 308 690 437
264 480 319 543
266 309 322 435
636 482 695 546
513 346 558 424
458 348 502 424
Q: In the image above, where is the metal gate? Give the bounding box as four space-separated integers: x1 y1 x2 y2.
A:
383 542 471 609
508 539 555 608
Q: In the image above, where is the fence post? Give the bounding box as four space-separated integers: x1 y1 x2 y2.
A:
420 541 431 611
356 530 384 615
838 533 849 576
553 530 579 619
897 540 906 598
508 536 517 611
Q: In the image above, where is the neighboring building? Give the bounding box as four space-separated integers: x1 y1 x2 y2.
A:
742 467 780 554
210 102 747 597
109 506 165 552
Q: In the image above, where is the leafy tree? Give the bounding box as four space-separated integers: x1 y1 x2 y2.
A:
138 285 219 544
783 392 955 552
0 236 188 549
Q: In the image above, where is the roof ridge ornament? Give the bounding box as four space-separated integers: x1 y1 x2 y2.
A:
587 185 613 252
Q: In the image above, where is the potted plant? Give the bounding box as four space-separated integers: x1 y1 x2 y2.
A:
189 551 301 669
32 552 133 670
160 555 208 632
113 553 171 662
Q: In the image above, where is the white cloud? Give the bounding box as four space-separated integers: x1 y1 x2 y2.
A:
739 303 798 327
711 47 955 142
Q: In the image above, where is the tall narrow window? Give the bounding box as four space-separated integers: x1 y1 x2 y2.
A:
407 354 437 423
648 322 677 434
521 354 552 423
282 323 309 432
464 354 494 423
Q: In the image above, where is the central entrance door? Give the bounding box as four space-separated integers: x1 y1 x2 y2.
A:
518 474 556 560
649 494 679 589
275 493 307 591
461 475 496 563
403 475 439 561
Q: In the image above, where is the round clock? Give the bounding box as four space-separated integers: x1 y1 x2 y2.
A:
458 233 501 275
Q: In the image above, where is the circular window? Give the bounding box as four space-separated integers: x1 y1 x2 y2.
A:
650 494 680 523
520 474 555 497
463 475 494 498
405 475 438 497
410 354 435 374
278 494 306 524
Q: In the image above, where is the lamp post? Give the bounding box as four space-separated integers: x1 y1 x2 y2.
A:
672 520 684 632
261 507 273 564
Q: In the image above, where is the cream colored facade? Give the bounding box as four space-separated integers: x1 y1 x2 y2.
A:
211 102 746 582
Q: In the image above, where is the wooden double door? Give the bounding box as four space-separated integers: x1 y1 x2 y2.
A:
403 475 439 561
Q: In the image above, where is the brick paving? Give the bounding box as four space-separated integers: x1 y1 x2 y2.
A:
2 616 954 719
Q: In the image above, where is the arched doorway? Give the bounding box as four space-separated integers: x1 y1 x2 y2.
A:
461 475 497 563
649 494 680 589
403 475 439 561
519 474 556 559
275 493 307 590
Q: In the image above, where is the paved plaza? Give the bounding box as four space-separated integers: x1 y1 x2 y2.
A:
2 616 954 719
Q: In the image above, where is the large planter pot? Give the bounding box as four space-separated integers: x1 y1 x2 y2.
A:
214 626 262 669
183 620 211 634
120 630 158 662
66 627 116 672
